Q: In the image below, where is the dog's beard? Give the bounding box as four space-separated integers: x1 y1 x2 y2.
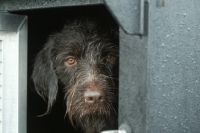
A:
69 104 109 133
65 82 117 133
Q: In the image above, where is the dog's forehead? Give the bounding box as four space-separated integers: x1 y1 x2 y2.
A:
71 42 117 57
61 35 115 52
53 24 118 58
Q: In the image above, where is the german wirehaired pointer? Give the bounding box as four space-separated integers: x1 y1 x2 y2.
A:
32 20 118 133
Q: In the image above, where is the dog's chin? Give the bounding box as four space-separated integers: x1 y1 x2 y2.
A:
74 108 109 133
69 102 113 132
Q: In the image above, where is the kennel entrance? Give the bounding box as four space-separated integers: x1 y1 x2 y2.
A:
0 3 120 133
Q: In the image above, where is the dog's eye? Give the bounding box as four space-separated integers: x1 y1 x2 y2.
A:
64 57 77 66
106 54 116 63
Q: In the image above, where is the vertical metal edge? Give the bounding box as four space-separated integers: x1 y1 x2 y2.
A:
0 40 3 133
18 18 27 133
144 1 149 133
140 0 144 35
119 29 148 133
0 13 27 133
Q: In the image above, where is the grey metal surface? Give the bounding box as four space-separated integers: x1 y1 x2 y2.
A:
119 0 200 132
119 30 148 133
18 21 27 133
147 0 200 132
0 13 27 32
0 0 103 11
0 13 27 133
118 1 148 133
104 0 144 35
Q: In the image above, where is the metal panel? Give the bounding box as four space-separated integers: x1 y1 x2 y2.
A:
0 13 27 133
118 0 200 133
119 30 148 133
0 13 27 32
0 41 3 133
147 0 200 132
104 0 144 35
118 2 149 133
0 0 103 11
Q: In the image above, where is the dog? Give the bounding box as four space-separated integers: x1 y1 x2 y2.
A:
32 19 119 133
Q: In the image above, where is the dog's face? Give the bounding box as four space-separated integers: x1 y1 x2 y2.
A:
32 21 118 132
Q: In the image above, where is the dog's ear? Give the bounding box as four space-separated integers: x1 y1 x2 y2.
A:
32 39 58 114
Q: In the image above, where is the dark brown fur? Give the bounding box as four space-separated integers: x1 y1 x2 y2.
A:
32 20 118 133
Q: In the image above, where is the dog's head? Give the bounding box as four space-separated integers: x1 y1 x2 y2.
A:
32 20 118 132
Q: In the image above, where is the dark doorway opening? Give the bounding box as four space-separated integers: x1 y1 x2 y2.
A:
12 5 118 133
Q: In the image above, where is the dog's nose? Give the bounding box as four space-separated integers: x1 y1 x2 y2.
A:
84 89 106 103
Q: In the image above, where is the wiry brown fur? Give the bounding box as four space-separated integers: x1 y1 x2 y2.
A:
32 20 118 133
